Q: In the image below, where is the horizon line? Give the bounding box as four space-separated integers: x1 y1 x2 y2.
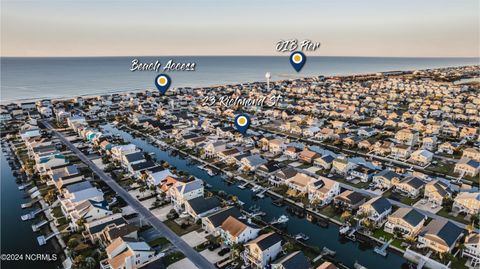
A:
1 55 480 59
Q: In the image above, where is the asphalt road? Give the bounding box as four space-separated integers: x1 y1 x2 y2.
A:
42 120 216 269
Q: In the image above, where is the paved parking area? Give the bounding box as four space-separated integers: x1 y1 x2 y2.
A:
413 199 442 214
181 230 207 247
168 258 198 269
151 204 173 221
200 249 224 264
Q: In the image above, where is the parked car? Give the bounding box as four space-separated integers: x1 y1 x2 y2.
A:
208 243 220 251
218 247 230 256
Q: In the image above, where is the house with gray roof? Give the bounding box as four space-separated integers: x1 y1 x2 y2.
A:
271 251 310 269
384 208 426 237
418 219 464 253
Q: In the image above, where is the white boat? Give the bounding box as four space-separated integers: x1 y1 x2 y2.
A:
294 233 309 241
339 225 350 235
251 185 262 193
271 215 289 224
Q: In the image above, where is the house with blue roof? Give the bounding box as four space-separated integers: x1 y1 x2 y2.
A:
358 196 392 226
384 208 426 238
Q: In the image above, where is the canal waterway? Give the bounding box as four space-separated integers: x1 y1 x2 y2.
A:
102 124 409 268
1 151 62 269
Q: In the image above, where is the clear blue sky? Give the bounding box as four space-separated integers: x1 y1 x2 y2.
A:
1 0 479 57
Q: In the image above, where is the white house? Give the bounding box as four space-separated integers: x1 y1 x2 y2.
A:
101 237 155 269
220 216 260 245
244 232 283 269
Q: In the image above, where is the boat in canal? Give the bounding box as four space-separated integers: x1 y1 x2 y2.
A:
294 233 310 241
270 215 289 225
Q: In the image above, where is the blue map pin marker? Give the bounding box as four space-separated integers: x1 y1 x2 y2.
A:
155 74 171 94
290 51 306 72
234 114 251 135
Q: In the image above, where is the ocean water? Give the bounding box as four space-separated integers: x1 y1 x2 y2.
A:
1 56 479 104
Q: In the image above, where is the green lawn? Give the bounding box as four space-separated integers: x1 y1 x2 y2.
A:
371 229 407 251
162 251 185 266
148 237 170 248
437 208 470 226
163 220 201 236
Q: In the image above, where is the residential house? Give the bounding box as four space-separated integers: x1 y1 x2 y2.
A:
409 150 434 166
271 251 310 269
69 200 112 229
241 155 268 171
308 176 340 206
417 219 463 253
314 155 335 170
384 208 426 238
424 180 452 206
463 148 480 162
204 141 227 158
268 139 287 154
453 192 480 215
299 149 319 164
220 216 260 245
350 165 376 182
60 181 104 216
244 232 283 269
144 167 174 187
184 196 221 220
395 129 419 146
372 169 402 189
48 164 83 190
168 178 204 212
271 167 297 186
462 233 480 268
101 237 155 269
202 207 242 235
331 156 355 174
454 158 480 177
395 176 426 198
286 173 316 194
391 144 411 159
422 136 437 151
357 196 392 226
333 190 367 211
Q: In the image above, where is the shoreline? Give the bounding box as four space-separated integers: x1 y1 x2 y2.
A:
2 62 478 105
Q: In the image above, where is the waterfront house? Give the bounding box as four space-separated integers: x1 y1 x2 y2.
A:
422 136 437 151
286 173 316 194
395 176 426 198
111 144 138 161
395 129 419 146
417 219 463 253
256 161 283 178
202 206 243 236
357 196 392 226
70 200 112 230
391 144 411 159
122 152 146 171
144 166 174 187
36 154 68 175
462 232 480 268
299 148 319 164
350 165 376 182
372 169 402 189
101 237 155 269
244 232 283 269
333 190 367 211
271 167 297 186
331 156 355 174
463 148 480 162
204 141 227 158
220 216 260 245
408 150 434 166
454 158 480 177
218 148 241 164
129 161 156 179
83 214 137 246
308 176 340 206
384 208 426 238
453 192 480 215
184 196 222 220
268 138 287 154
20 128 41 141
314 155 335 170
185 136 207 148
241 155 268 171
271 251 310 269
48 164 83 189
168 177 204 212
60 181 104 216
437 142 457 155
424 180 452 206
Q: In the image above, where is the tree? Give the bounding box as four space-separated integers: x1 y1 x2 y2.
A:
68 238 79 249
44 189 57 205
340 211 352 223
84 257 96 269
72 255 85 268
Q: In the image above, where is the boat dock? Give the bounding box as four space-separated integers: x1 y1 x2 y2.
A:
18 182 32 190
374 238 393 256
237 182 249 189
21 198 40 208
37 231 60 246
32 220 49 232
21 207 47 221
256 187 269 198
